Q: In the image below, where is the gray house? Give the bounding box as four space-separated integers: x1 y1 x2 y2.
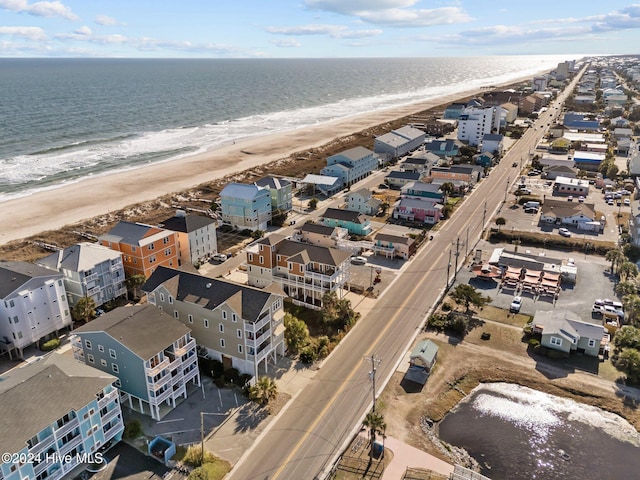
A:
72 304 200 420
532 310 605 357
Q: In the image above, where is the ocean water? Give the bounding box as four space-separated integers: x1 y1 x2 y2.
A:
438 383 640 479
0 56 569 199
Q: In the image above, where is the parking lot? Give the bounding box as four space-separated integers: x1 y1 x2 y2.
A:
455 240 615 324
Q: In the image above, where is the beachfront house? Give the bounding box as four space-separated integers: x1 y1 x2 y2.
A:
374 125 426 159
320 146 379 188
255 176 293 212
292 223 349 248
99 221 179 278
142 266 285 378
159 210 218 266
72 304 200 421
246 235 350 310
457 106 501 147
346 188 381 216
443 102 467 120
0 354 124 480
320 208 371 236
0 261 73 359
36 242 127 309
219 182 272 232
373 233 416 260
532 310 605 357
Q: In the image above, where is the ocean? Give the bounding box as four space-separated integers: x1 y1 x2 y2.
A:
438 383 640 479
0 55 570 200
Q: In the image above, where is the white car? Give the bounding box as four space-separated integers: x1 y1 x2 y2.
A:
558 228 571 237
211 253 228 262
624 199 631 206
510 296 522 313
350 256 367 265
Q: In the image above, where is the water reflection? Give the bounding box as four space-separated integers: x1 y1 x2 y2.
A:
438 383 640 479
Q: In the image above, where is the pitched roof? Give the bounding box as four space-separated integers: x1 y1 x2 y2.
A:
328 146 374 161
401 181 442 194
160 213 216 234
540 199 595 220
74 304 191 360
322 207 367 223
99 221 170 246
272 239 351 267
142 267 279 322
374 233 414 246
37 242 122 273
0 353 115 454
255 176 291 189
220 182 268 200
410 339 439 363
533 310 604 341
386 171 421 180
297 223 338 236
0 261 62 298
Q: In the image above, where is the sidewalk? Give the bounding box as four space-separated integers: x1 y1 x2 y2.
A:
381 436 454 480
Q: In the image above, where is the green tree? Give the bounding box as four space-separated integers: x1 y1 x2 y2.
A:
607 164 620 179
72 296 96 323
613 348 640 384
495 217 506 231
321 291 360 329
606 248 626 274
616 281 637 297
251 229 265 240
248 376 278 406
126 274 147 300
619 261 639 282
450 284 492 314
284 314 310 355
613 325 640 352
623 294 640 326
362 409 386 457
440 182 455 197
308 198 318 210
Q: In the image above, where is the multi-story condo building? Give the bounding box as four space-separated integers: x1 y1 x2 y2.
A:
99 221 179 278
159 210 218 266
255 177 293 212
142 267 285 378
320 146 379 187
457 106 501 147
72 304 200 421
0 261 72 359
36 242 127 309
374 125 426 159
219 183 272 232
246 235 350 310
0 353 124 480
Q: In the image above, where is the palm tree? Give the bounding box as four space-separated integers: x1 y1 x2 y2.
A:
623 294 640 326
249 376 278 406
495 217 506 231
72 296 96 324
606 248 626 274
619 261 639 282
616 281 637 298
440 182 455 198
362 409 386 461
126 274 146 300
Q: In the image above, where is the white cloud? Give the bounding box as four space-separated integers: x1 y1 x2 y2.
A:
73 25 91 36
270 38 302 48
0 25 45 40
304 0 471 28
0 0 78 20
95 14 121 26
266 23 382 38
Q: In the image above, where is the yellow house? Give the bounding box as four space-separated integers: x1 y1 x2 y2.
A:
550 137 571 152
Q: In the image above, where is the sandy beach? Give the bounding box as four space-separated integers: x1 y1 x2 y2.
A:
0 75 535 247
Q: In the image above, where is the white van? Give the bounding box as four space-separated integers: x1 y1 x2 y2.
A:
523 201 540 209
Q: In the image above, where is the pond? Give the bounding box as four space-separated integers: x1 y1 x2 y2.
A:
438 383 640 479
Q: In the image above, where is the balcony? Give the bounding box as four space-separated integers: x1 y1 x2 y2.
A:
101 407 121 425
103 420 124 442
58 433 82 455
245 329 271 349
29 434 55 456
244 314 270 333
145 357 170 376
148 372 172 391
54 418 79 438
98 389 118 409
173 338 196 357
110 263 122 273
115 287 127 297
153 387 173 405
83 272 98 283
33 458 49 476
87 285 102 296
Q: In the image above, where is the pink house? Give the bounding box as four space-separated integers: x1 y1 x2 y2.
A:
392 197 443 224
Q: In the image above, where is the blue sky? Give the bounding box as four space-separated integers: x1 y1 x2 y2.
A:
1 0 640 57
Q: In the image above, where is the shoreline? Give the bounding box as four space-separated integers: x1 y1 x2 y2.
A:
1 72 540 247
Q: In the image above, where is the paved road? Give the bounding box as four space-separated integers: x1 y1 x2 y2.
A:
226 67 587 480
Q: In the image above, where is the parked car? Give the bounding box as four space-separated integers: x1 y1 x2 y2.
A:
510 296 522 313
607 199 614 205
524 207 539 214
211 253 228 262
517 188 532 195
624 198 631 206
567 196 573 202
378 183 389 189
558 228 571 237
578 196 585 203
350 256 367 265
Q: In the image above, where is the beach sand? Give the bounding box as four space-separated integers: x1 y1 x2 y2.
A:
0 75 535 247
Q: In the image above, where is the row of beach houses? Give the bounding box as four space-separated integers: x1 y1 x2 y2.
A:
0 67 574 480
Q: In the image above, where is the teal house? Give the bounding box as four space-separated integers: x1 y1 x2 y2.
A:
321 208 371 236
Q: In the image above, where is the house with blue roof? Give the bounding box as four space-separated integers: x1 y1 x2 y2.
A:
320 146 378 187
563 112 601 131
220 182 272 231
424 139 460 157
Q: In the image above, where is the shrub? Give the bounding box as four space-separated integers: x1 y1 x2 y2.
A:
299 345 317 364
223 368 241 385
441 302 452 312
123 419 143 439
41 338 60 351
427 313 449 331
528 338 540 348
181 444 218 467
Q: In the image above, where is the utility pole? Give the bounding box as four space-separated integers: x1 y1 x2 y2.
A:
453 237 461 280
367 355 381 411
482 202 487 230
447 249 452 286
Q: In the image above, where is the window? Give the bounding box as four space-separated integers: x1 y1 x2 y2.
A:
87 354 95 363
222 310 227 320
204 318 209 328
238 345 243 354
174 311 179 319
163 237 170 244
237 329 242 338
232 313 237 323
85 340 92 350
188 314 193 324
272 298 282 311
220 338 225 348
132 246 137 252
165 249 171 256
101 359 107 367
109 348 117 359
219 323 224 333
248 253 253 262
114 379 122 387
550 337 562 346
160 293 165 302
148 243 155 250
168 296 173 304
149 255 156 263
588 339 596 348
98 345 104 352
112 363 119 373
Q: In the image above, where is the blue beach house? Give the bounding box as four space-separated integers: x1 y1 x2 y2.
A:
320 146 379 187
321 208 371 236
220 182 272 231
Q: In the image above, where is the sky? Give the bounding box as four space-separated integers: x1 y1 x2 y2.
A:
1 0 640 58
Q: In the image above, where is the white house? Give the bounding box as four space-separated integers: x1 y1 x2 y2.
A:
0 261 73 359
457 106 501 146
480 133 504 154
37 242 127 309
160 210 218 265
346 188 381 216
